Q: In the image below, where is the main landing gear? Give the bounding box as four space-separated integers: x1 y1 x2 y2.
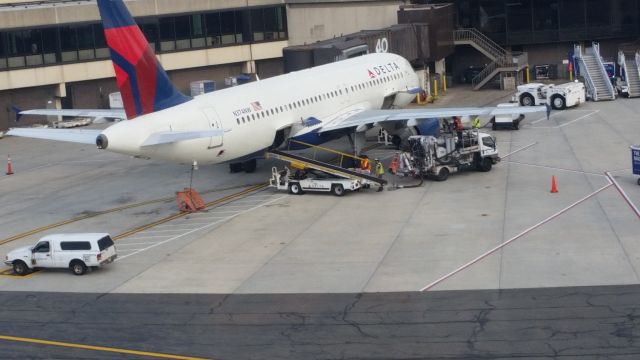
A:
229 159 257 173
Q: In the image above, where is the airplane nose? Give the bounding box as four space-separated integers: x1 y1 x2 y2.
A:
96 134 108 149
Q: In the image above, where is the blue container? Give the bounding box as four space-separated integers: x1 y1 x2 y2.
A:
632 145 640 181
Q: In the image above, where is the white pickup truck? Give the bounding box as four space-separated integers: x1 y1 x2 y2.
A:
5 233 117 275
513 82 585 110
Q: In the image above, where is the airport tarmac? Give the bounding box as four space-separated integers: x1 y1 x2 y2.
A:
1 86 640 358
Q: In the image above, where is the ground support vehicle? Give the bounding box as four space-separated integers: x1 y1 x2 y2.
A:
397 130 499 181
490 103 525 130
270 167 362 196
513 82 585 110
5 233 117 275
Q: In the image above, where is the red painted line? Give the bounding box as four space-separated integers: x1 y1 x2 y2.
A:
420 181 613 292
501 142 537 159
605 172 640 219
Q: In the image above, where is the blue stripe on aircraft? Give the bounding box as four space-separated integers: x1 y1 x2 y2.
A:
109 49 142 116
97 0 137 29
152 66 192 112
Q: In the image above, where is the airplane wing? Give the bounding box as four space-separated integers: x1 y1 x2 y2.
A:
20 109 126 119
318 105 548 133
6 128 102 145
141 129 226 147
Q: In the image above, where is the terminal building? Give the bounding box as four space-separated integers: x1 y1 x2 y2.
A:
423 0 640 83
2 0 640 131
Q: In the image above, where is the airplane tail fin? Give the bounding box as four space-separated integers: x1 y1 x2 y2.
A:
97 0 190 120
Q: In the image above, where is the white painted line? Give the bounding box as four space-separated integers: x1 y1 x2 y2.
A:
116 195 287 261
530 109 594 124
501 142 537 159
558 110 599 128
530 110 599 129
124 235 172 240
193 210 240 214
531 112 561 124
137 229 188 234
115 242 158 246
174 222 220 226
420 181 613 292
507 161 606 177
605 172 640 219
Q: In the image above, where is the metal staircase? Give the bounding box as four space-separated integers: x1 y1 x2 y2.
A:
574 43 615 101
454 28 528 90
618 51 640 97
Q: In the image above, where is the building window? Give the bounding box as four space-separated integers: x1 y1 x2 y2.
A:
206 12 222 46
59 26 78 62
251 6 287 42
174 15 192 50
159 17 176 51
77 24 96 61
221 10 243 45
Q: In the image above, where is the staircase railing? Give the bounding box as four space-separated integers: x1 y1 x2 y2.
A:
471 61 499 88
454 28 505 61
592 42 615 98
635 51 640 81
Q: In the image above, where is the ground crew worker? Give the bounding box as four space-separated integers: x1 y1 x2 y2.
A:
375 158 384 192
360 155 371 173
472 116 481 129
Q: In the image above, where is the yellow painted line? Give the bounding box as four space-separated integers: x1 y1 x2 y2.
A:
114 183 267 241
0 335 210 360
0 268 41 278
0 183 266 246
0 198 172 246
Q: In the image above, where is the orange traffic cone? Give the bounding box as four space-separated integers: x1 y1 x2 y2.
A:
6 155 13 175
550 175 558 193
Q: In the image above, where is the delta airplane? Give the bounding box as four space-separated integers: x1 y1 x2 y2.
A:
8 0 546 173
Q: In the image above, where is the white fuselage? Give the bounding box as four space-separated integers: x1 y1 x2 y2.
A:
101 53 419 164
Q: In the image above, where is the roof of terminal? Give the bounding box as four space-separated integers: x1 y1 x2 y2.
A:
0 0 90 9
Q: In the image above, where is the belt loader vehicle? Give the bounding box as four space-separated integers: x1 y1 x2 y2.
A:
270 167 362 196
513 82 585 110
398 129 499 181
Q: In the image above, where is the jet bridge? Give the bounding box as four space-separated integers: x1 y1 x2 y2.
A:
266 141 388 186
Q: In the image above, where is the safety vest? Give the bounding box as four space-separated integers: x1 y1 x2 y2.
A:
376 162 385 176
361 158 371 171
472 117 481 128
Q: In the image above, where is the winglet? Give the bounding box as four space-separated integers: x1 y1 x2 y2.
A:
97 0 191 120
10 105 22 122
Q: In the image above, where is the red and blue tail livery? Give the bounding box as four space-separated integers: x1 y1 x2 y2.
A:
97 0 190 120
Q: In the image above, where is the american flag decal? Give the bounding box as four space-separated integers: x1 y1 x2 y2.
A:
250 101 263 111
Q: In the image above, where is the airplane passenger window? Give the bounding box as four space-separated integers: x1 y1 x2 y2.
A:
297 101 301 107
237 118 240 124
251 114 256 121
271 109 275 115
288 104 292 110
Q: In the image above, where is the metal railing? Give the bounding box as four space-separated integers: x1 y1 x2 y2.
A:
592 42 616 98
455 28 528 89
454 28 506 62
635 51 640 82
